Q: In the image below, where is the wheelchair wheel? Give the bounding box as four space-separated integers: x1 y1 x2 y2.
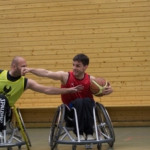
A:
97 143 102 150
72 144 77 150
7 146 21 150
96 102 115 147
14 107 31 150
7 147 12 150
49 104 65 150
17 108 32 147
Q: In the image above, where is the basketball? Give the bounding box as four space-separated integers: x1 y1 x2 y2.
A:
90 78 107 97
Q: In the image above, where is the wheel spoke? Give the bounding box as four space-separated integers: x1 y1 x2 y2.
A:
96 102 115 147
49 104 65 150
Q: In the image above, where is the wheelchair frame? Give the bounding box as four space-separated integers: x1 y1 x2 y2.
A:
0 106 31 150
49 102 115 150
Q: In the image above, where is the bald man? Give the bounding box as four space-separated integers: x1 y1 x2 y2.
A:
0 56 83 132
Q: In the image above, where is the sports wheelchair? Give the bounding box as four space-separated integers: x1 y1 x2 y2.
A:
0 106 31 150
49 102 115 150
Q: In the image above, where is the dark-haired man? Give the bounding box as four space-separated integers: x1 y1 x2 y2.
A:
22 53 113 140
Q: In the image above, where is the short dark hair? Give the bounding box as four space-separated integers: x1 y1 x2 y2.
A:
73 53 89 66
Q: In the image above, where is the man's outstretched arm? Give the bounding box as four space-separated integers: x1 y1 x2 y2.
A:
26 79 83 95
22 67 67 81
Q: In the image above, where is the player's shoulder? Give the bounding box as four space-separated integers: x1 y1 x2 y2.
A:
57 70 68 74
57 71 69 78
0 70 4 73
90 75 96 80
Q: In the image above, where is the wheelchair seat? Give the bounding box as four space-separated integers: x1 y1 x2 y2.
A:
0 106 31 150
49 102 115 150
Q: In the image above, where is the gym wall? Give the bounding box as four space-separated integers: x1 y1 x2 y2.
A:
0 0 150 126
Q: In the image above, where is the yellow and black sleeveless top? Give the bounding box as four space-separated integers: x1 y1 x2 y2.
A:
0 70 25 106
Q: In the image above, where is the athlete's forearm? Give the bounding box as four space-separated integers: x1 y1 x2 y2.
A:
29 68 49 77
22 67 64 81
44 87 75 95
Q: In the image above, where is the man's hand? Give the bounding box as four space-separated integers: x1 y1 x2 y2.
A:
101 82 113 96
69 85 84 93
21 67 31 76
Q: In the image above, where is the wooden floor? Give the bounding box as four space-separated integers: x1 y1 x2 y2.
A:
0 127 150 150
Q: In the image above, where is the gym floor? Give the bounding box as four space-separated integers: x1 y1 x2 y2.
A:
2 126 149 150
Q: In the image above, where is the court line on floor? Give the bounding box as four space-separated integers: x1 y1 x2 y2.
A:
115 128 139 139
115 131 133 139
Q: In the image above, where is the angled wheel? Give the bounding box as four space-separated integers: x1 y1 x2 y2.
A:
18 145 22 150
97 144 102 150
14 107 31 150
96 102 115 147
7 147 12 150
17 108 31 147
72 145 77 150
49 104 65 150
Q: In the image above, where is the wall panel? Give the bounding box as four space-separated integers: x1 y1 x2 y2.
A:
0 0 150 126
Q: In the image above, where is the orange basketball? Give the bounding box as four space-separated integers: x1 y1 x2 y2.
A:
90 78 107 97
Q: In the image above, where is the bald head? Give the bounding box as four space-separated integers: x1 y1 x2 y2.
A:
10 56 27 77
11 56 25 66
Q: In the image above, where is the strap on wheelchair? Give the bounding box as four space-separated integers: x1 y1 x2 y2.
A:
0 95 11 132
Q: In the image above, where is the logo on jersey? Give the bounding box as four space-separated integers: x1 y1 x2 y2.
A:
0 85 12 98
71 83 74 87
